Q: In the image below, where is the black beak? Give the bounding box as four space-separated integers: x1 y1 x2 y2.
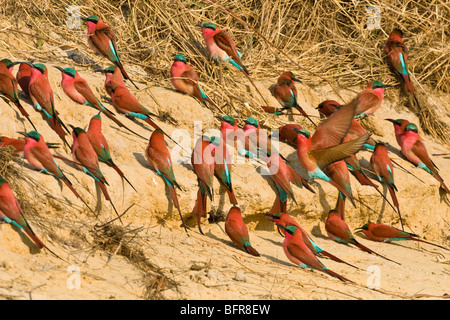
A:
385 118 395 123
80 17 88 21
195 24 203 28
22 61 34 68
17 131 29 138
215 116 225 121
9 61 26 67
53 66 65 73
293 78 302 83
382 84 394 88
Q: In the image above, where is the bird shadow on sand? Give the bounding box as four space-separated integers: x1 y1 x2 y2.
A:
354 231 427 253
6 224 43 254
132 152 180 219
2 100 29 131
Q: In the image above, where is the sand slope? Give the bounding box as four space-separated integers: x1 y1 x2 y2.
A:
0 31 449 300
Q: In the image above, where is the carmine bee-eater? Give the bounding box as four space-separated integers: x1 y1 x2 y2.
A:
276 224 353 282
266 212 359 269
384 29 415 95
316 100 385 193
0 177 47 249
87 112 136 192
16 62 32 96
316 100 376 149
71 126 122 222
239 117 275 159
293 101 370 201
398 123 449 193
225 206 260 256
145 129 188 233
0 136 59 157
81 15 139 89
0 59 36 130
107 83 159 128
325 210 400 264
96 65 126 96
26 62 70 147
54 66 145 139
351 80 393 118
386 118 410 146
370 142 404 230
18 130 92 212
191 135 215 235
211 115 238 205
195 22 268 105
170 54 219 110
356 222 450 251
277 123 303 147
271 71 316 126
259 151 314 215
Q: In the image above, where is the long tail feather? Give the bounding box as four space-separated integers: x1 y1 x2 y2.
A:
244 244 260 256
168 185 189 234
355 241 400 265
320 250 361 270
62 178 94 214
324 269 354 283
95 180 123 224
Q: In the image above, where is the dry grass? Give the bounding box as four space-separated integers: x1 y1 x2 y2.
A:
0 0 448 144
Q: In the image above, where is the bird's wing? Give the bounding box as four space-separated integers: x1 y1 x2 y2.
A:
410 139 438 174
74 79 99 106
214 30 243 65
311 100 356 149
311 133 370 169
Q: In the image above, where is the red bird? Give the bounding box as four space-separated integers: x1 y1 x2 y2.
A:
19 130 92 212
325 210 400 264
271 71 316 126
196 22 268 105
0 136 58 157
370 142 404 230
107 83 161 131
356 222 450 251
316 100 377 149
384 29 415 94
351 80 392 118
191 136 215 234
0 59 36 130
170 54 218 110
294 101 370 202
26 62 70 147
0 136 25 156
55 66 144 139
0 177 46 249
260 151 314 215
277 224 352 282
225 206 259 256
81 15 138 89
96 65 126 96
211 116 238 205
145 129 188 233
71 126 122 222
87 113 136 192
399 123 450 193
266 212 359 269
16 62 32 96
386 118 410 146
277 123 303 147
